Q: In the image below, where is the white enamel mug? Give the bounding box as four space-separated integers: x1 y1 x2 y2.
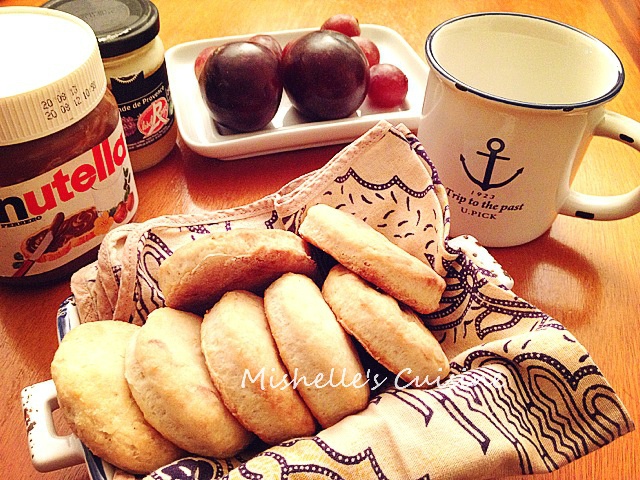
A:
417 12 640 247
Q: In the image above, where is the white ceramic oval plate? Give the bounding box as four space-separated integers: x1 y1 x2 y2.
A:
165 25 429 160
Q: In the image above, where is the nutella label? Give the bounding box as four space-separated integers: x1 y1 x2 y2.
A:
0 122 138 278
111 60 175 151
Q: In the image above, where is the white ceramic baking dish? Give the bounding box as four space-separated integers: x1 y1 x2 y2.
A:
21 297 114 480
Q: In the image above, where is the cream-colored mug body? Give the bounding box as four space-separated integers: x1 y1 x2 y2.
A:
418 12 640 247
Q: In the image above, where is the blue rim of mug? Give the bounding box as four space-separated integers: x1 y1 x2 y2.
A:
425 12 625 111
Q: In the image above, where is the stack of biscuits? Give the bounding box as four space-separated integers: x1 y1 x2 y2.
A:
51 204 450 474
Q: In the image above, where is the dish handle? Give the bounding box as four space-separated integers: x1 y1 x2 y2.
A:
21 379 85 472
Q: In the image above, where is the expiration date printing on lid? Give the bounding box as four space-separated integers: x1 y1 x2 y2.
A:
165 24 430 160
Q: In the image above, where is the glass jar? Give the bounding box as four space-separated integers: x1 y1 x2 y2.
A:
44 0 178 172
0 7 138 286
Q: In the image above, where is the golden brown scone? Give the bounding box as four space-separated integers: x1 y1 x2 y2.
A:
201 290 316 444
124 307 253 458
264 273 370 428
298 203 445 314
51 321 184 474
158 228 318 314
322 264 450 385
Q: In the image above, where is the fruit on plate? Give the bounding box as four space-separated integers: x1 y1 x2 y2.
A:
367 63 409 108
198 41 283 132
320 13 361 37
193 14 410 131
281 30 369 121
248 34 283 60
351 35 380 66
194 45 216 80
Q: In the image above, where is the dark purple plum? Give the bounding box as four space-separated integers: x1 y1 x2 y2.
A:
198 41 282 132
281 30 369 121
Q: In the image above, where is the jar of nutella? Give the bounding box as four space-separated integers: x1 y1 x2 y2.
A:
44 0 178 172
0 7 138 286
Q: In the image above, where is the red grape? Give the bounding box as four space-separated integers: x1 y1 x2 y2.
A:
321 14 361 37
194 46 217 79
351 36 380 66
248 34 283 60
281 39 296 60
367 63 409 108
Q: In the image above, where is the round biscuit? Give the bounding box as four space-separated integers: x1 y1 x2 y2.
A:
201 290 316 445
51 321 184 474
124 307 254 457
264 273 370 428
322 264 450 386
299 203 445 314
158 229 318 314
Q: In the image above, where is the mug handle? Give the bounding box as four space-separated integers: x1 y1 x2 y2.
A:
559 110 640 219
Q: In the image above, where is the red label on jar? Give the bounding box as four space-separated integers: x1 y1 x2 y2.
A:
138 97 169 138
0 122 137 278
111 60 175 151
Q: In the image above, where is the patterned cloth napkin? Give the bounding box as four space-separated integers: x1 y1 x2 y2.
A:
71 121 634 480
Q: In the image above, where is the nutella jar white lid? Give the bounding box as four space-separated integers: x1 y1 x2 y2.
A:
0 7 107 145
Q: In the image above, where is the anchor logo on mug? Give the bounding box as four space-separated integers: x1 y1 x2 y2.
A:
418 12 640 247
461 138 523 191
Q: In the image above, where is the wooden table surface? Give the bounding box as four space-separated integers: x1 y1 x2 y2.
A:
1 0 638 479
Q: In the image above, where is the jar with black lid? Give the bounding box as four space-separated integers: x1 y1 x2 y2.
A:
44 0 178 172
0 7 138 286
